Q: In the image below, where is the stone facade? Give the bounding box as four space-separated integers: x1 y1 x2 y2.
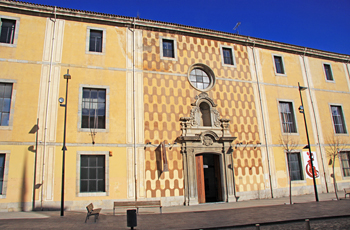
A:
0 1 350 211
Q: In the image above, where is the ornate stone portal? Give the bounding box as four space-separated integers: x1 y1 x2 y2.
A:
178 93 236 205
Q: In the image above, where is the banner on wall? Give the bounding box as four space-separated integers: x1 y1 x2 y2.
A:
303 151 320 179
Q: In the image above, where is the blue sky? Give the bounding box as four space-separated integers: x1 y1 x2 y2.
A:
28 0 350 55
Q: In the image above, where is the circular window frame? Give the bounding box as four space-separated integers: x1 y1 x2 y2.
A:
187 63 216 92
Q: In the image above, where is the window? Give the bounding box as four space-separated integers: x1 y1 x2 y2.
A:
0 83 13 126
200 102 211 126
188 64 216 91
89 30 102 52
0 154 4 194
162 39 174 58
273 55 285 74
190 69 211 90
76 151 109 196
279 101 297 133
160 36 177 60
80 155 105 193
86 27 106 54
222 48 234 65
220 45 236 67
0 19 16 44
82 88 106 129
287 152 303 181
331 105 347 134
324 63 334 81
340 151 350 177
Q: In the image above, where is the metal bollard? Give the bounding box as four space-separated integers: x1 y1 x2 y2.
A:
127 209 137 229
256 223 260 230
305 219 310 230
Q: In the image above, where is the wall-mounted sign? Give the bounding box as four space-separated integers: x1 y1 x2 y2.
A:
303 151 320 179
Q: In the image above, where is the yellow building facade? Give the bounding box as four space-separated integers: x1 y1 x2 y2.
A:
0 1 350 211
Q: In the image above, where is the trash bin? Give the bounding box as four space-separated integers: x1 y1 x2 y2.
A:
127 209 137 229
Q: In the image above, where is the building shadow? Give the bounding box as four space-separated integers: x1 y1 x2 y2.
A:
21 153 27 211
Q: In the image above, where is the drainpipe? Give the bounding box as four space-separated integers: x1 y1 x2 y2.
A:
301 48 329 193
132 17 137 202
41 6 56 210
248 38 274 198
346 57 350 83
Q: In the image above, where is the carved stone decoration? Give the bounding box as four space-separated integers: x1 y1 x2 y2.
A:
188 92 221 128
177 93 237 206
202 135 214 146
192 92 217 107
213 110 221 127
190 107 200 126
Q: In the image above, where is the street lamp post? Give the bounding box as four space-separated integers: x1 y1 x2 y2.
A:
59 69 71 216
298 82 319 202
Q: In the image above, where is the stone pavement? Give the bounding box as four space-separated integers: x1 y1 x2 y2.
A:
0 192 349 229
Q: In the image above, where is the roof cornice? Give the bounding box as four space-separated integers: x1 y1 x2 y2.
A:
1 0 349 63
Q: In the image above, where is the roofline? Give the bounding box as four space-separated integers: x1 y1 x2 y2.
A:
1 0 349 63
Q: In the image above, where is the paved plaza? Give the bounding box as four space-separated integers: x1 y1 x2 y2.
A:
0 192 349 229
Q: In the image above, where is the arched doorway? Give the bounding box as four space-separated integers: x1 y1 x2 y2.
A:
196 153 223 203
177 92 237 205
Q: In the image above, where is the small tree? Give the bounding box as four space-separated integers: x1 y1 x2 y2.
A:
280 134 299 205
325 136 345 200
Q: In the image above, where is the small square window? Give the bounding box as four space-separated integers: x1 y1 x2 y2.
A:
160 37 177 60
162 39 174 58
324 64 334 81
287 152 303 181
274 55 285 74
331 105 347 134
220 45 236 67
0 19 16 44
89 30 103 52
222 48 234 65
279 101 297 133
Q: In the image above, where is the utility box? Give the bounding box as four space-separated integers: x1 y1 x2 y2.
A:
127 209 137 229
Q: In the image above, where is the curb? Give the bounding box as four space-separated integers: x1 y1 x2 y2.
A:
197 214 350 229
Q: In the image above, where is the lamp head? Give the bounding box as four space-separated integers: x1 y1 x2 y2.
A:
64 69 71 79
58 97 64 104
298 106 304 113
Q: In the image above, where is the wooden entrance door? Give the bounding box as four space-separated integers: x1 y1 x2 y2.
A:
196 155 206 203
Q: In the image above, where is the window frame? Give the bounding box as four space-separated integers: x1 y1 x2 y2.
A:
78 85 109 133
285 151 305 183
0 79 16 130
329 104 347 135
272 54 286 76
188 63 216 92
86 27 106 55
339 150 350 178
323 63 334 82
0 150 10 198
278 100 298 134
0 15 20 47
160 36 178 61
76 151 109 197
220 45 237 67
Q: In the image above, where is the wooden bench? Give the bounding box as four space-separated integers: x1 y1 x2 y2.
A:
113 200 162 215
344 188 350 199
85 203 102 223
